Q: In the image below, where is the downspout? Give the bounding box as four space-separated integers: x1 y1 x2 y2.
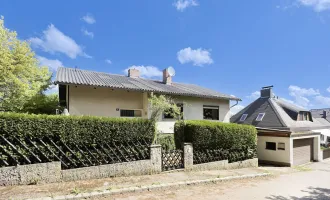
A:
230 100 239 108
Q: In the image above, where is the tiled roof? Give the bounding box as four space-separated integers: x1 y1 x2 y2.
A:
55 67 240 101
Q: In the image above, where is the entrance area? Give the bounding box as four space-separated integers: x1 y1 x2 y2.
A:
293 138 314 166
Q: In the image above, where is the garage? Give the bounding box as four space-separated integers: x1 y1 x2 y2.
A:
293 138 313 166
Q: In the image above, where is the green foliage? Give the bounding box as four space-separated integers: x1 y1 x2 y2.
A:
0 17 52 112
174 120 257 162
21 94 60 115
148 94 181 121
157 134 176 151
0 112 155 145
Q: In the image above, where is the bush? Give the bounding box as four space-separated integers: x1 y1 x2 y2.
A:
0 112 155 145
157 134 176 151
174 120 257 162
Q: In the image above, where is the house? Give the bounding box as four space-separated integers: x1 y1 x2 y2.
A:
231 86 330 166
310 108 330 146
54 67 240 133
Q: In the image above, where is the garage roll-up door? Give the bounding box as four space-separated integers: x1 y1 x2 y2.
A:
293 138 313 166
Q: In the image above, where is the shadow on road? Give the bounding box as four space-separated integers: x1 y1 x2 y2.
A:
266 187 330 200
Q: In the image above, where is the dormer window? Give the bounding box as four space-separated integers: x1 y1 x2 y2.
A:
298 111 312 122
240 114 248 121
256 113 265 121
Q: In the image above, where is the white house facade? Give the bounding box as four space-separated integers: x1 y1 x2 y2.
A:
55 67 239 133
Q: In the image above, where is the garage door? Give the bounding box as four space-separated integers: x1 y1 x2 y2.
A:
293 138 313 166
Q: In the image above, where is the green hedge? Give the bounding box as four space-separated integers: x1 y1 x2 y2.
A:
157 134 176 151
174 120 257 162
0 112 155 145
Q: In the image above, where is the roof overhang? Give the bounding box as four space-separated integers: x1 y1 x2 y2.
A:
55 82 242 101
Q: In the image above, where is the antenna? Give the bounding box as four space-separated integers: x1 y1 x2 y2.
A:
167 66 176 77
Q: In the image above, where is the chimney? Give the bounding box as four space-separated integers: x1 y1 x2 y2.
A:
260 85 273 98
323 110 327 118
128 68 140 78
163 68 172 85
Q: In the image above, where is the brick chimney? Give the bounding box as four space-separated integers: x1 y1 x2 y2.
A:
128 68 140 78
260 85 273 98
163 68 172 85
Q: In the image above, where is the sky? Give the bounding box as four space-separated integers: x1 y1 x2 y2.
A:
1 0 330 114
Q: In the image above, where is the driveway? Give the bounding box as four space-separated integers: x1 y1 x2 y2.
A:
108 160 330 200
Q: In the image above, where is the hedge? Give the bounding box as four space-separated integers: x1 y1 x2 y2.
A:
157 134 176 151
0 112 155 145
174 120 257 162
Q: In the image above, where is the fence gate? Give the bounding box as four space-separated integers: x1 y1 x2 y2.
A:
162 148 184 171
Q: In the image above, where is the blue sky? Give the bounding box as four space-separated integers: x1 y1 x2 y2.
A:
1 0 330 113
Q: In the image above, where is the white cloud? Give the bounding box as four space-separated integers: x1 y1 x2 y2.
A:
230 105 244 115
45 85 58 95
36 56 62 71
288 85 320 107
298 0 330 12
246 91 260 100
82 14 96 24
124 65 163 78
81 28 94 39
173 0 198 11
327 86 330 93
30 24 90 59
105 59 112 64
280 98 295 104
177 47 213 66
315 95 330 106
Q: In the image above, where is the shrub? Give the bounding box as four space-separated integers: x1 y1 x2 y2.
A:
157 134 176 151
0 112 155 145
174 120 257 162
0 113 155 168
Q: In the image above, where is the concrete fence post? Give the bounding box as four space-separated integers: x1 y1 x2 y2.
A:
184 143 193 170
150 144 162 173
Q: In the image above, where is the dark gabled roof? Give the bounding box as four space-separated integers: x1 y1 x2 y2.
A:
54 67 240 101
230 98 287 130
231 95 330 132
310 108 330 122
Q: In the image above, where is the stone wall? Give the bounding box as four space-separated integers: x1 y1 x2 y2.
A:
184 143 258 171
0 145 162 186
0 162 61 186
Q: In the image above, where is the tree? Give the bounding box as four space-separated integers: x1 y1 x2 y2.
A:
0 17 51 112
22 93 60 115
148 93 181 143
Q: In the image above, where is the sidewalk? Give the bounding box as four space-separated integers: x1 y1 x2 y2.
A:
0 167 280 200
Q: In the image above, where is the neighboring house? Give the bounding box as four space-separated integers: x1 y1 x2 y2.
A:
55 67 240 133
310 108 330 146
231 86 329 166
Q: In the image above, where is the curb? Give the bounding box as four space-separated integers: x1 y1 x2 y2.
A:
28 173 270 200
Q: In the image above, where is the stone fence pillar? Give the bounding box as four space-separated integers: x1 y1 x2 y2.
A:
150 144 162 173
184 143 193 170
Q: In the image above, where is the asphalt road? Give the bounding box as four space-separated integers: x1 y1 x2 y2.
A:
106 160 330 200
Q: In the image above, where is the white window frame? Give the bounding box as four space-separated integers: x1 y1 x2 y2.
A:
240 114 248 121
255 113 265 121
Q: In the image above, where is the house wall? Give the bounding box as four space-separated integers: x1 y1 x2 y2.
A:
156 96 230 133
257 135 291 166
67 85 230 133
68 85 145 117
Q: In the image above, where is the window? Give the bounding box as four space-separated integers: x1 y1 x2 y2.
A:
120 109 142 117
255 113 265 121
240 114 248 122
321 135 325 141
266 142 276 150
278 142 285 150
203 106 219 120
163 103 183 119
328 137 330 143
298 111 312 122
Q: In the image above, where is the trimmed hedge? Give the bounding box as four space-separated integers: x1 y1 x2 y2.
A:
157 134 176 151
174 120 257 162
0 112 155 145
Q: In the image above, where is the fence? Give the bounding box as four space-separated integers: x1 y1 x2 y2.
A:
323 148 330 160
0 135 150 169
0 143 258 186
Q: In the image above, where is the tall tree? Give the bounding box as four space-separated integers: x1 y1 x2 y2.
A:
0 17 51 112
